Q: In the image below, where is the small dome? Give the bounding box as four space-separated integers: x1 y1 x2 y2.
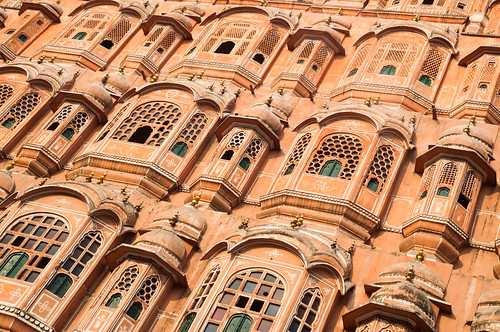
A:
472 291 500 332
169 11 194 31
239 104 281 133
0 170 15 200
104 73 130 95
311 22 342 41
377 261 445 299
149 204 207 243
270 92 292 119
78 83 112 108
134 228 186 265
178 2 205 16
371 282 436 325
40 1 63 16
477 289 500 312
438 125 494 160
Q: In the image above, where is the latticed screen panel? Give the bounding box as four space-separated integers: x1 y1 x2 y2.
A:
367 42 417 77
147 27 165 43
306 134 363 180
282 133 312 175
461 63 477 93
0 84 14 108
367 44 388 73
418 164 436 198
364 145 395 194
461 170 478 199
228 131 246 149
159 30 179 51
202 22 258 55
66 112 89 132
1 92 41 130
256 29 281 57
176 113 208 146
61 231 102 278
243 139 263 161
112 102 182 146
438 162 458 185
485 5 500 34
420 49 443 80
480 58 497 84
104 18 133 44
62 13 111 42
192 266 220 310
314 47 331 69
346 44 371 75
113 265 140 292
137 274 160 305
299 42 315 59
53 105 73 123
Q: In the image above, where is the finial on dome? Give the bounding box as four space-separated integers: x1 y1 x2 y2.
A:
169 212 179 226
101 73 109 85
150 73 159 83
277 86 284 95
123 193 130 203
135 202 143 212
413 14 420 21
191 192 202 206
120 185 127 195
37 55 45 64
337 7 343 15
57 69 63 76
321 102 329 110
39 178 47 186
118 63 126 73
416 248 425 262
197 70 205 79
291 214 303 228
330 239 337 249
348 243 355 255
265 96 273 106
234 88 241 97
373 96 380 105
406 266 415 281
364 96 371 106
48 56 56 63
73 70 80 78
470 113 476 125
325 15 331 24
86 171 94 182
239 218 249 230
187 73 195 81
463 123 470 134
208 83 214 91
97 171 107 184
6 159 16 170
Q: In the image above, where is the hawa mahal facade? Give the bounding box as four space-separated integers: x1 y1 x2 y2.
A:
0 0 498 331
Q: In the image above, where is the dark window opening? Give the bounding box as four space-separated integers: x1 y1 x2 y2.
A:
239 157 251 171
422 0 434 4
126 302 142 320
171 141 188 157
284 164 295 175
2 118 15 129
221 150 234 160
187 47 196 55
479 84 488 89
457 2 465 8
100 39 114 50
144 42 151 47
157 47 164 54
129 126 153 144
17 34 28 42
348 68 358 77
47 122 59 131
97 130 109 142
367 178 379 192
46 273 73 298
420 190 428 200
393 0 400 4
179 313 196 332
297 59 305 65
214 41 235 54
253 53 265 64
6 30 14 35
436 187 450 197
419 75 432 87
72 32 87 40
105 293 123 309
319 160 342 178
380 65 396 75
61 128 75 140
458 193 470 209
37 20 44 26
312 64 318 72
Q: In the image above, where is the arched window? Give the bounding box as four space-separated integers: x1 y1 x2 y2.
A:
124 274 160 321
319 160 342 178
239 139 262 171
179 312 197 332
347 68 358 77
46 273 73 298
287 289 322 332
100 18 133 50
363 145 395 194
0 84 14 109
461 63 477 94
306 134 363 180
220 131 246 158
170 113 208 158
0 252 28 278
380 65 396 75
294 42 315 68
221 150 234 160
478 58 497 90
61 231 102 277
458 170 478 209
203 269 285 332
222 314 253 332
239 157 251 171
112 102 182 146
104 265 140 309
202 22 258 56
345 44 371 78
419 49 443 87
46 104 73 131
0 214 69 283
62 128 75 140
419 75 432 86
418 164 436 200
437 187 450 197
0 92 41 130
438 162 458 186
253 29 281 65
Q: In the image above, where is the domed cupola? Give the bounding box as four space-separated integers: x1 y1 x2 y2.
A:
77 82 113 111
436 124 494 161
471 290 500 331
133 228 187 269
238 100 282 134
0 169 15 201
102 72 131 96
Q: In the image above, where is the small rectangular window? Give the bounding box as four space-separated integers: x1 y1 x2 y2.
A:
457 2 465 9
17 34 28 43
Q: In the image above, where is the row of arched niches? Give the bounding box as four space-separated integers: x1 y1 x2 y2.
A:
0 0 498 331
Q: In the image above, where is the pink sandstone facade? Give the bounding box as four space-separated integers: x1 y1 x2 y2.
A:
0 0 498 331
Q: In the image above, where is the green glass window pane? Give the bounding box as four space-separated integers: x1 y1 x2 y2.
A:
72 32 87 40
204 323 219 332
229 278 242 290
2 118 15 129
171 142 188 157
264 303 280 317
47 274 73 298
284 164 295 175
242 281 257 294
420 190 428 200
264 274 276 283
297 59 305 64
239 158 250 171
479 84 488 89
347 68 358 77
62 128 75 140
0 252 28 278
105 293 123 309
437 187 450 197
126 302 142 320
380 65 396 75
367 178 379 192
17 34 28 42
319 160 341 178
179 313 196 332
419 75 432 87
22 224 35 234
223 314 253 332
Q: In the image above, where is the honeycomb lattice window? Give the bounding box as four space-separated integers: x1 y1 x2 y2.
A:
486 5 500 34
103 18 132 45
0 214 69 283
62 13 111 42
203 269 285 332
1 92 41 130
202 22 257 56
112 102 182 146
399 45 418 77
287 288 322 332
96 103 130 142
418 164 436 199
306 134 363 180
114 265 140 292
438 162 458 186
367 44 387 73
282 133 312 175
346 44 371 76
170 113 208 157
244 139 262 161
228 131 246 149
0 84 14 108
46 105 73 131
191 266 220 310
364 145 395 194
137 275 160 304
420 49 443 81
462 63 477 93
